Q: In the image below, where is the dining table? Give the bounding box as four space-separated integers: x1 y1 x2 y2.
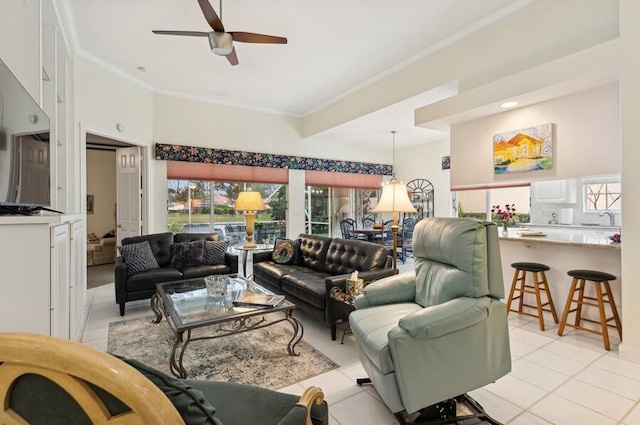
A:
352 228 385 243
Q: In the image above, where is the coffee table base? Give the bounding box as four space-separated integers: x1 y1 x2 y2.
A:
151 293 303 378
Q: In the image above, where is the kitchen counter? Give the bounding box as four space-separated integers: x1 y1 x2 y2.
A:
520 223 621 232
497 228 621 325
500 229 621 250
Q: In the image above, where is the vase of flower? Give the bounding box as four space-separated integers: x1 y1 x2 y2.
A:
492 204 516 237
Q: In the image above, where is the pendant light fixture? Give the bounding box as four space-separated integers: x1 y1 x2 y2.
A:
373 131 416 270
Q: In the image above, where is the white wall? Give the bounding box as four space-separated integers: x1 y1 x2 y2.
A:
0 0 41 103
389 135 535 220
450 83 620 187
74 57 156 226
75 58 154 143
153 94 301 155
150 93 393 233
287 169 306 238
86 149 116 236
394 139 451 217
152 93 391 163
619 0 640 355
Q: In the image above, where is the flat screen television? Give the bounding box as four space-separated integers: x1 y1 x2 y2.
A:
0 58 52 214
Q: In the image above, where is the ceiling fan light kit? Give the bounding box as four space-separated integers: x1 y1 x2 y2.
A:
208 32 233 56
153 0 287 66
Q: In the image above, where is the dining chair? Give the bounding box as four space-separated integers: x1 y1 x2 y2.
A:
362 216 375 228
340 218 358 240
401 217 417 262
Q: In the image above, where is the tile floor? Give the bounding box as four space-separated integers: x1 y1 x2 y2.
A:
83 259 640 425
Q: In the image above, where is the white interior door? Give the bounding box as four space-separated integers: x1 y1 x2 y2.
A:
116 146 142 245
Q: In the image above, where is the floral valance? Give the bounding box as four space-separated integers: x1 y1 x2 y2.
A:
155 143 392 176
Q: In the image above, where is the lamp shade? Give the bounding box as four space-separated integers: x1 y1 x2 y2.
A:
234 191 266 211
373 177 416 213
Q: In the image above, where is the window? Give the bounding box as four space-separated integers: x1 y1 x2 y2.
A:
456 186 531 226
584 177 621 212
167 179 287 246
305 186 330 236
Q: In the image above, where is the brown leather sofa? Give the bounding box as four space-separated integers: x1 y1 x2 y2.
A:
252 234 395 327
115 232 238 316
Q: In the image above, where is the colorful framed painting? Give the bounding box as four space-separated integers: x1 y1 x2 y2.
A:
441 156 450 170
493 123 553 174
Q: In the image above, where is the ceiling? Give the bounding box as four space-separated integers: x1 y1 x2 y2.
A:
61 0 533 148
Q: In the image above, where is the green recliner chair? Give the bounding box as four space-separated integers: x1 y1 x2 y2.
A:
349 217 511 424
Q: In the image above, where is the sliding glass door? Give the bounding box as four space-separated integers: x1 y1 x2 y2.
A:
305 186 330 236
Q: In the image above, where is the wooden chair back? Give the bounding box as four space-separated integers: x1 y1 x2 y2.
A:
0 332 184 425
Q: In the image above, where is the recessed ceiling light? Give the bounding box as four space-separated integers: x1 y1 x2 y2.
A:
500 101 518 108
137 66 146 72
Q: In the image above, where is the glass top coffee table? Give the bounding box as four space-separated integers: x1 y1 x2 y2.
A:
150 274 302 378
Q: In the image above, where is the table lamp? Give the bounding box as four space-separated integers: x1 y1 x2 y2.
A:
234 190 266 248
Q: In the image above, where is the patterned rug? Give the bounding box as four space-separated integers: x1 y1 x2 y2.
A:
107 315 339 389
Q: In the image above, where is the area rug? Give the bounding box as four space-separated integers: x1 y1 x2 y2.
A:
108 315 339 389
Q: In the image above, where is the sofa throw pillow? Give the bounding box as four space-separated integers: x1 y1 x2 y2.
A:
113 355 221 425
87 232 100 244
119 241 160 276
205 240 229 265
171 240 206 269
272 238 300 265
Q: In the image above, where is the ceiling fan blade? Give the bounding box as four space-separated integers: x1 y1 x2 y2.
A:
229 32 287 44
226 46 239 66
152 30 209 37
197 0 225 32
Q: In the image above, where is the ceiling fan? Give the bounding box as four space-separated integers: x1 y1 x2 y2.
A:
152 0 287 66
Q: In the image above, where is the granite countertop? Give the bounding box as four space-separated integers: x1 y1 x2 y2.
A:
520 223 621 232
499 229 621 250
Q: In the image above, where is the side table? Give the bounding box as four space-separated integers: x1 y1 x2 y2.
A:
232 244 273 279
328 287 356 343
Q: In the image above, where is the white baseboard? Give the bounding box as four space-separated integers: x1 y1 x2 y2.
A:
618 342 640 363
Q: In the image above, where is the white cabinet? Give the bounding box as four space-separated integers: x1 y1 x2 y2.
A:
41 13 70 213
50 223 70 339
0 215 85 339
0 219 52 335
69 219 85 340
531 179 577 203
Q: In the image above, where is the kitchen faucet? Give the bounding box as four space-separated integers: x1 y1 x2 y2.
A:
599 210 615 226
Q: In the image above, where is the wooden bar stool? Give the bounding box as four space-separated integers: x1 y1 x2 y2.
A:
506 262 559 331
558 269 622 350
